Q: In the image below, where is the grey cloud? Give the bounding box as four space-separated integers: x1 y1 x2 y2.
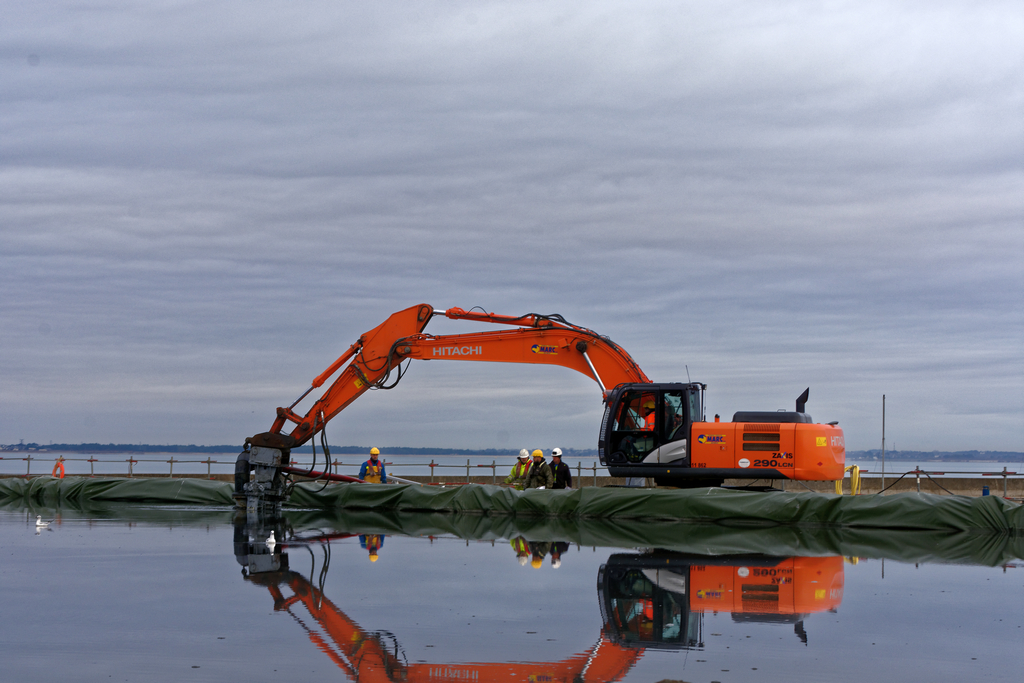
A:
0 0 1020 450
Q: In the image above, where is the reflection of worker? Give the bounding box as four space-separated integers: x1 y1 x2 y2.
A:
359 447 387 483
504 450 533 490
528 540 551 569
550 448 572 489
550 541 569 569
642 401 656 431
511 536 530 566
524 450 553 489
359 534 384 562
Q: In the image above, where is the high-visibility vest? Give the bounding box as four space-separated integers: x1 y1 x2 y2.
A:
363 460 383 483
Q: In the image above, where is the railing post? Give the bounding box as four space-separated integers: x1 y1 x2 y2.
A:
89 457 96 477
466 459 470 483
1004 467 1008 497
128 458 136 477
593 462 597 488
168 457 175 477
430 459 435 484
577 461 581 483
26 455 32 477
204 458 212 479
915 467 921 492
492 460 496 485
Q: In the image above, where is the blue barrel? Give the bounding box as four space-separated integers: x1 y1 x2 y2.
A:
982 485 990 496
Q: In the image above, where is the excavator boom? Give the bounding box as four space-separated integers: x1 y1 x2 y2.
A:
251 304 648 450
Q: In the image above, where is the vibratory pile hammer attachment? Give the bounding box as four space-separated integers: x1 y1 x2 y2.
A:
233 435 293 519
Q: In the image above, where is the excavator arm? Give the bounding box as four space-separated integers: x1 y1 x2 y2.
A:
249 304 649 450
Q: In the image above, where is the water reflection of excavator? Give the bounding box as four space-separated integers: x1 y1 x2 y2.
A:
599 552 845 648
234 521 640 682
235 521 845 681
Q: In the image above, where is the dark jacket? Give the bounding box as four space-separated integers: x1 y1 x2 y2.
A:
524 459 554 489
551 460 572 489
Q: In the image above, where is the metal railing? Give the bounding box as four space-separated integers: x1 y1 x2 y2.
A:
5 455 1018 495
1 454 606 487
852 466 1019 496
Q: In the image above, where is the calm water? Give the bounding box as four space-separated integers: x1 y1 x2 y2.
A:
2 507 1022 682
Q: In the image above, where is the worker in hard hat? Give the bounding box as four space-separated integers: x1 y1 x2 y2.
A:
360 533 384 562
510 536 530 566
550 447 572 489
528 540 551 569
504 449 533 490
641 400 657 431
524 449 554 489
359 447 387 483
550 541 569 569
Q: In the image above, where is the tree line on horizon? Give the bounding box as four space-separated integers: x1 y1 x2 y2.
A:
1 442 593 457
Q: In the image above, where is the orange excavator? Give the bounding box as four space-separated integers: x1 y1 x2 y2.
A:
238 304 845 509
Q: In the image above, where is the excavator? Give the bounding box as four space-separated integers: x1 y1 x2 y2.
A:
234 519 845 681
238 304 845 510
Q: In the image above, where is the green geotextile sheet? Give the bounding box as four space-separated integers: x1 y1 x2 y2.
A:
284 509 1024 565
2 477 1021 533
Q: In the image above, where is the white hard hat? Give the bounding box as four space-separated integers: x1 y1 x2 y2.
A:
519 449 530 460
518 555 528 566
552 558 561 569
551 448 562 457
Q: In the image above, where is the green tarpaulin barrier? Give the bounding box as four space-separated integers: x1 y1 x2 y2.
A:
2 477 1021 532
3 478 1021 564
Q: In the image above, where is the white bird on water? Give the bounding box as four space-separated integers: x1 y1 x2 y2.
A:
266 531 277 551
35 515 51 528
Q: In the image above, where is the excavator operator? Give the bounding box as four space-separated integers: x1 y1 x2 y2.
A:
642 401 657 431
359 447 387 483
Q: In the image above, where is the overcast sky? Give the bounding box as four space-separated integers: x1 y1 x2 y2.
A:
2 1 1021 452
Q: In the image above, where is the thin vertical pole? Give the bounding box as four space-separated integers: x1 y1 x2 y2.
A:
881 394 886 494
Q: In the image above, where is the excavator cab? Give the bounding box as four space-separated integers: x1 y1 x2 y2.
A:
598 555 701 650
600 383 703 466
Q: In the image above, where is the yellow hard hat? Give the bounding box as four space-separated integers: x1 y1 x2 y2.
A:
370 447 380 456
531 556 543 569
531 449 543 458
369 553 379 562
643 401 655 410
